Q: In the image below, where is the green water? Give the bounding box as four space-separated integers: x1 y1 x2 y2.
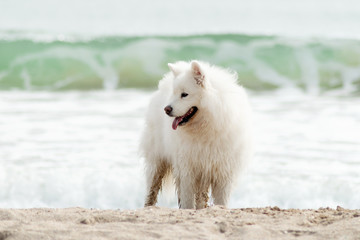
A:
0 34 360 93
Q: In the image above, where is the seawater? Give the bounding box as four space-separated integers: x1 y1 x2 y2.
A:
1 35 360 94
0 90 359 209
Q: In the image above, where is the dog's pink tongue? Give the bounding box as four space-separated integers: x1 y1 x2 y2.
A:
172 117 183 130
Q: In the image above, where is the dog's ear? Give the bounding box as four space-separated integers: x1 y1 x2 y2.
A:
191 61 205 87
168 63 181 77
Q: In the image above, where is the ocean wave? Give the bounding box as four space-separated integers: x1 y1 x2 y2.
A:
0 33 359 94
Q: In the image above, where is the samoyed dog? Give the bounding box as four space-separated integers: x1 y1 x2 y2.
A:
141 60 252 209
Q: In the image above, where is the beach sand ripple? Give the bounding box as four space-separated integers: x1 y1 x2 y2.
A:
0 206 359 239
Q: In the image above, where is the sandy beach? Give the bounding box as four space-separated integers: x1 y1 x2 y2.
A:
0 206 359 240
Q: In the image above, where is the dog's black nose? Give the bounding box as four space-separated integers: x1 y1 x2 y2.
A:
164 105 173 115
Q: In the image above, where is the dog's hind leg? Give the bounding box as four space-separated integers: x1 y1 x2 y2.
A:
195 189 209 209
175 178 181 208
195 176 210 209
144 160 170 207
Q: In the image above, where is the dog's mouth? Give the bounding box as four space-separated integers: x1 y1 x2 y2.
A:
172 107 198 130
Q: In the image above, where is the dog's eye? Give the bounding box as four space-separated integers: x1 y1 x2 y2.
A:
181 93 188 98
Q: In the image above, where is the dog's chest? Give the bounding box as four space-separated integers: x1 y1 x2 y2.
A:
176 138 231 164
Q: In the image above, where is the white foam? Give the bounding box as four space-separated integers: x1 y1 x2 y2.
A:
0 90 359 209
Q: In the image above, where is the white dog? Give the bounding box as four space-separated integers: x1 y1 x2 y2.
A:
141 60 252 209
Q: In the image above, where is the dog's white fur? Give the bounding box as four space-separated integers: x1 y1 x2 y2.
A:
141 60 252 209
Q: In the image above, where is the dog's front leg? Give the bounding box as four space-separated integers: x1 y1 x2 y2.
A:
180 180 195 209
211 178 232 207
177 175 195 209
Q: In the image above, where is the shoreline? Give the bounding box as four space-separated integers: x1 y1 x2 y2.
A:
0 206 359 239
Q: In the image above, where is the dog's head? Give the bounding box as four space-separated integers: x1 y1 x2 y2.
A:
164 60 208 130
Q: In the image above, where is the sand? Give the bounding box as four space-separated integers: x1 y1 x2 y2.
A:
0 206 359 240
